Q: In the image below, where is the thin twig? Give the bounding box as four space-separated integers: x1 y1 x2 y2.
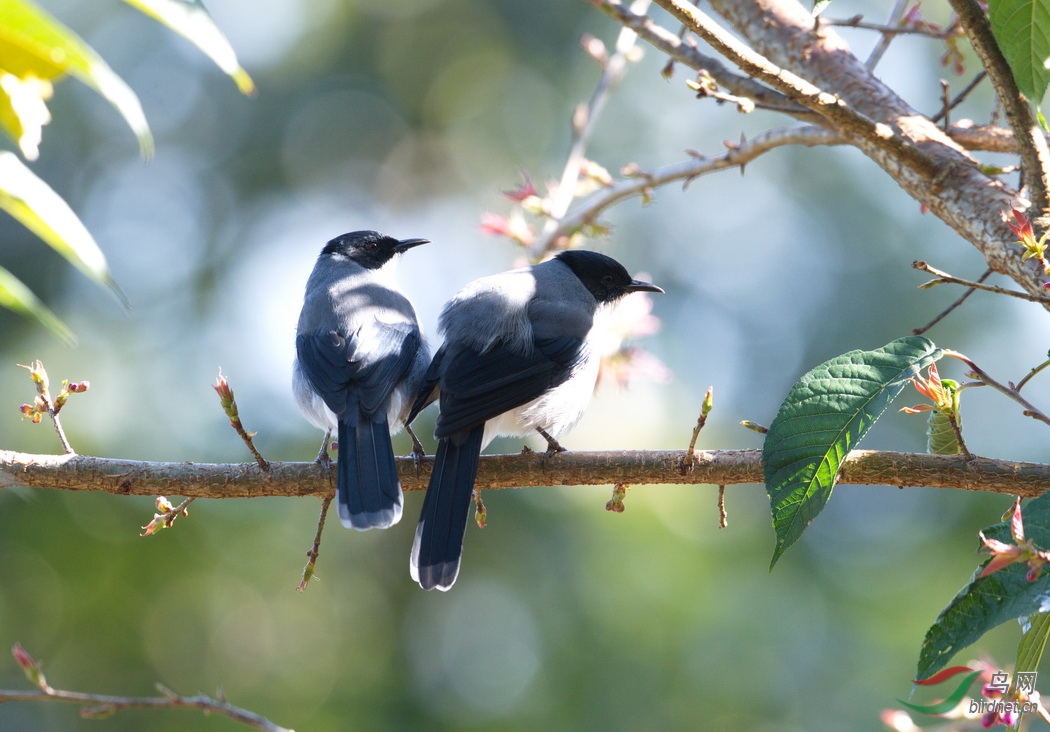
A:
717 484 727 528
946 350 1050 428
1015 359 1050 393
531 0 651 259
931 72 987 124
913 260 1050 304
4 645 292 732
297 495 332 592
214 371 269 471
535 125 842 250
912 268 992 334
679 386 713 474
0 688 293 731
861 0 910 69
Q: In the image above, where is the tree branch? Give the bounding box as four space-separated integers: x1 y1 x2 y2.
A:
946 0 1050 214
2 449 1048 498
0 687 292 732
594 0 1046 305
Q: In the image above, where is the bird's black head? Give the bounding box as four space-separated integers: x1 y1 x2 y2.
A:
555 250 663 304
321 230 429 270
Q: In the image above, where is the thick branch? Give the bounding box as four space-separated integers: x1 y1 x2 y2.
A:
946 0 1050 214
596 0 1045 304
2 449 1048 497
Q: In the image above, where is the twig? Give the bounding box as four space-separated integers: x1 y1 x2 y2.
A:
17 361 88 455
0 687 292 731
593 0 814 120
946 350 1050 428
717 484 727 528
5 644 292 731
931 72 987 124
913 260 1050 304
531 0 650 259
536 125 842 250
827 15 959 39
297 495 332 592
861 0 912 69
678 386 713 474
1015 359 1050 393
912 267 992 334
213 370 269 471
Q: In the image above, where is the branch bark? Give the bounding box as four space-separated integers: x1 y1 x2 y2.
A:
595 0 1047 306
2 449 1048 498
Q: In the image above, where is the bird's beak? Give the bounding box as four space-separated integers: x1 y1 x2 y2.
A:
395 237 430 253
627 279 664 294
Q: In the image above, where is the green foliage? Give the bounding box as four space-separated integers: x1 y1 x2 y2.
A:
0 0 251 342
917 493 1050 679
763 336 942 568
988 0 1050 103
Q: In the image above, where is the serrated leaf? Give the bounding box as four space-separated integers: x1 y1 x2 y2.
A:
988 0 1050 103
763 336 942 568
0 264 74 345
917 492 1050 679
0 0 153 156
927 408 962 454
121 0 255 96
1016 612 1050 674
0 151 127 307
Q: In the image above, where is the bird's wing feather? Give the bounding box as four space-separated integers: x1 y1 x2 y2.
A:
434 335 583 438
296 321 421 417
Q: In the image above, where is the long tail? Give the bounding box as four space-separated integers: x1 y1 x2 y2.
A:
337 410 403 530
410 425 484 590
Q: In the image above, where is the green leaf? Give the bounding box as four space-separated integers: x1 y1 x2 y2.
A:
763 336 942 568
0 150 127 307
916 492 1050 679
1016 612 1050 675
0 264 74 345
988 0 1050 103
0 0 153 156
121 0 255 96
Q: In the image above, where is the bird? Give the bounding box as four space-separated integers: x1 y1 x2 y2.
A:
408 249 663 590
293 230 430 530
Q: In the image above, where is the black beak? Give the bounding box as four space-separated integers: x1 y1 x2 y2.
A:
395 237 430 253
626 278 664 294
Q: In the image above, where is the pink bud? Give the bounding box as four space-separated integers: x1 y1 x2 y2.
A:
11 643 33 670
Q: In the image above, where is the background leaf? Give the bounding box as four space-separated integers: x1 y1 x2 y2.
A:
0 264 74 345
988 0 1050 103
763 336 942 567
0 151 126 307
917 493 1050 679
121 0 255 95
0 0 153 156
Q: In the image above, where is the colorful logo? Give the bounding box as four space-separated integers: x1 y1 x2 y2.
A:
896 666 984 716
897 666 1039 723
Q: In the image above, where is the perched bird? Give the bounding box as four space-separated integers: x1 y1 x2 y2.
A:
409 249 663 590
293 230 430 530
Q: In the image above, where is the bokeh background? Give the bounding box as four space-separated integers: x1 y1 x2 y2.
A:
1 0 1047 729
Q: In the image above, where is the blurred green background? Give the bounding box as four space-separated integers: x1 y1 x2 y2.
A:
1 0 1047 729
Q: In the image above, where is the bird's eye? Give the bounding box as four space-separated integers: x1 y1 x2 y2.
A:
367 241 379 251
601 275 614 286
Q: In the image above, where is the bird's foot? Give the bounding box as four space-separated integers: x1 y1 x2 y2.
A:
314 430 333 474
405 424 426 476
536 427 567 466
